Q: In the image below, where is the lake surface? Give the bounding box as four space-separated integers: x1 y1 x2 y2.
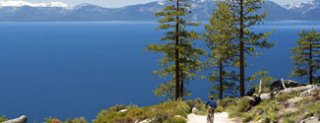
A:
0 21 319 122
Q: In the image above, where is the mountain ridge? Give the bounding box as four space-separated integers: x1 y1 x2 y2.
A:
0 0 318 21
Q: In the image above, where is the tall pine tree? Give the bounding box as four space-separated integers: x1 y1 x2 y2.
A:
228 0 273 97
292 29 320 84
147 0 203 100
203 1 238 99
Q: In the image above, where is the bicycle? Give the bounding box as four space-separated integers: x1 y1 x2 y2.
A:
207 108 214 123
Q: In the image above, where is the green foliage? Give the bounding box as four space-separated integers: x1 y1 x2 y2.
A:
94 101 190 123
46 118 62 123
248 71 274 93
225 105 237 118
218 97 237 108
45 117 87 123
240 100 281 123
275 91 300 102
236 97 252 113
228 0 274 96
291 29 320 84
203 1 238 99
163 116 186 123
214 106 224 113
0 116 7 122
148 0 203 99
282 100 320 122
216 97 239 117
220 88 320 122
185 98 206 114
64 117 88 123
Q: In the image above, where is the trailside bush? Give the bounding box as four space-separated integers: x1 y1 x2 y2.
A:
0 116 7 122
65 117 88 123
163 116 186 123
45 118 62 123
218 97 237 108
236 97 252 113
276 91 300 102
94 101 190 123
45 117 88 123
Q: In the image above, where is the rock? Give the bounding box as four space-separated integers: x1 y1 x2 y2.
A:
119 109 128 113
137 119 152 123
299 116 320 123
300 86 320 99
260 93 272 100
270 79 302 91
191 107 198 113
3 115 27 123
278 85 314 95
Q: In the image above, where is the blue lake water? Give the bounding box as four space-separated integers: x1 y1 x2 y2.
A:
0 21 319 122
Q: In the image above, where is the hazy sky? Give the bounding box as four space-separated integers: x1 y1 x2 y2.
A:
1 0 312 8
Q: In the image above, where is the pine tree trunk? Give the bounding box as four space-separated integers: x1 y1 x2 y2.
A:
175 0 181 100
239 0 245 97
309 44 313 84
219 62 224 99
180 79 184 99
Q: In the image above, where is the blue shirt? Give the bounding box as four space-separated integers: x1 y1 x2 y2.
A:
206 100 217 108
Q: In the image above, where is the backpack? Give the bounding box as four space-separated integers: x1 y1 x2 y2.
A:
208 100 217 108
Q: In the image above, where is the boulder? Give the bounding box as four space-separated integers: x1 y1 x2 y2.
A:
299 116 320 123
270 79 302 91
191 107 198 113
300 86 320 99
260 93 272 100
119 109 128 113
246 88 256 96
278 85 314 95
3 115 27 123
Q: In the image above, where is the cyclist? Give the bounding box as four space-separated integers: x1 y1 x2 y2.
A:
206 96 217 123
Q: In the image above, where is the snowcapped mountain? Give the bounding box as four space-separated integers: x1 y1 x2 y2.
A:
284 0 320 19
0 1 69 8
0 0 316 21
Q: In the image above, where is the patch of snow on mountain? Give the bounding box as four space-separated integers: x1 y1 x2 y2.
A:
157 1 165 5
284 0 315 9
0 1 69 8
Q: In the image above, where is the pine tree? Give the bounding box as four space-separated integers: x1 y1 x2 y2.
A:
203 1 238 99
228 0 273 97
291 29 320 85
147 0 203 100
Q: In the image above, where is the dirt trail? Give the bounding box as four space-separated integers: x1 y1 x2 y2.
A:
187 112 240 123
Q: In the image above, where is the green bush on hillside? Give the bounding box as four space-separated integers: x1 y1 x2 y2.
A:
163 116 186 123
94 100 190 123
241 100 281 123
45 118 62 123
236 97 252 113
65 117 88 123
45 117 87 123
275 91 300 102
186 98 206 115
0 116 7 122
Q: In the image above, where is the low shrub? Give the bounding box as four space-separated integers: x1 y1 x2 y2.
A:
46 118 62 123
0 116 7 122
46 117 88 123
94 100 190 123
65 117 88 123
163 116 186 123
214 106 224 113
218 97 237 108
236 97 252 113
237 99 282 123
276 91 300 102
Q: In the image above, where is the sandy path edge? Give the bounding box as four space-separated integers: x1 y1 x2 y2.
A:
187 112 241 123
